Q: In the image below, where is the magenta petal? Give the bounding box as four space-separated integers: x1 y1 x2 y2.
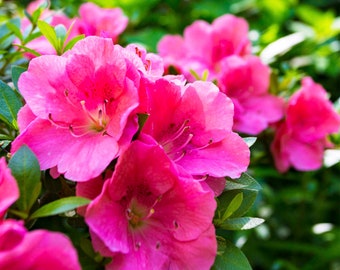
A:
286 138 324 171
156 176 216 242
178 132 250 178
18 55 80 122
86 186 130 253
0 220 81 270
0 158 19 218
167 225 217 270
11 118 119 181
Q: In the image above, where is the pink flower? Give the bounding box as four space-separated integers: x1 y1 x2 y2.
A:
85 140 217 269
12 36 141 181
0 158 19 219
217 55 285 135
271 77 340 172
0 219 81 270
19 1 74 58
76 2 128 43
19 2 128 58
158 14 251 80
140 78 250 179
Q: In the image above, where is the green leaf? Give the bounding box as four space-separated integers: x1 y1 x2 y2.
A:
29 196 91 220
225 173 262 192
8 145 41 213
6 21 23 42
0 80 23 129
217 189 258 219
212 238 252 270
13 44 41 57
221 192 243 221
55 24 67 48
23 31 42 44
11 65 27 91
218 217 265 230
63 34 85 52
37 20 58 52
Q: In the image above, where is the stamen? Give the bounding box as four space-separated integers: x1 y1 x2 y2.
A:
48 113 69 130
144 59 151 71
162 120 190 146
173 220 179 229
195 174 209 182
69 125 92 138
156 241 161 250
195 139 213 151
172 150 186 163
135 241 141 250
126 208 132 220
64 90 79 109
168 134 193 155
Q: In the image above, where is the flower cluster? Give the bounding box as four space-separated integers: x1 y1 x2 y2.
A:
20 1 128 58
2 1 340 269
11 34 250 268
158 14 340 171
271 77 340 172
158 14 285 135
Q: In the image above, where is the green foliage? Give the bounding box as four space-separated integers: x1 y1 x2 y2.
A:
212 238 252 270
8 145 41 214
0 80 22 130
37 20 85 55
29 196 91 220
1 0 340 269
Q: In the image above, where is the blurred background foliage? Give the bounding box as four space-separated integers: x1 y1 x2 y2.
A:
1 0 340 269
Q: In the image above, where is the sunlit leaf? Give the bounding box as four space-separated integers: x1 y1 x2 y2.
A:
218 217 265 230
29 196 91 220
37 20 58 52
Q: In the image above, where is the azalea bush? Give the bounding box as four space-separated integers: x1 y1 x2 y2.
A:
1 0 340 269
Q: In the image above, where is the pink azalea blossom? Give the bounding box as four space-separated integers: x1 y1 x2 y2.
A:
18 0 74 58
12 37 141 181
0 158 19 219
140 78 250 179
85 140 217 269
271 77 340 172
217 55 285 135
76 2 128 43
158 14 251 80
19 2 128 58
0 219 81 270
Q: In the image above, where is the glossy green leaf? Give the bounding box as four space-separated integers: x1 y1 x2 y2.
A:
29 196 91 220
37 20 58 51
63 34 85 52
11 65 27 91
225 173 262 191
212 238 252 270
221 192 243 221
218 217 265 230
0 80 23 129
8 145 41 213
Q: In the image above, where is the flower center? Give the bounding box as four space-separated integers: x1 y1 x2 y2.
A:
160 120 213 162
48 90 111 138
125 196 161 229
